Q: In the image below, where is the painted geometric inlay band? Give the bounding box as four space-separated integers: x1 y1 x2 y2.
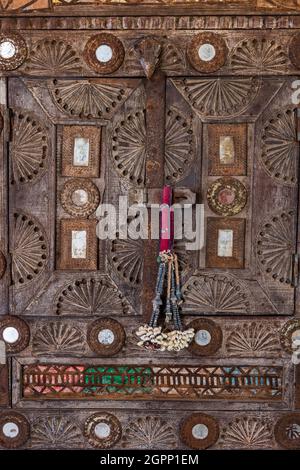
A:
22 364 282 401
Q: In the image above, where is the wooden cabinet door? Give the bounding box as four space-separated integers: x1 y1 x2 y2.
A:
1 2 300 451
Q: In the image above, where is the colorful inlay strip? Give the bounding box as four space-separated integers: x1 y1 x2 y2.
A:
22 364 283 401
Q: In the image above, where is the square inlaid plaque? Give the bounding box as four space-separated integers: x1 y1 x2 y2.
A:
61 126 101 177
206 218 245 269
208 123 247 176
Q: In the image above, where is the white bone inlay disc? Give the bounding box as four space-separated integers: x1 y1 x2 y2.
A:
2 422 19 438
95 45 113 63
198 43 216 62
195 329 212 347
0 41 16 59
98 329 115 345
72 189 88 207
2 326 19 344
94 422 111 439
192 424 209 440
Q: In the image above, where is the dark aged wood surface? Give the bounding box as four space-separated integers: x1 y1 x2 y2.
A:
0 1 300 451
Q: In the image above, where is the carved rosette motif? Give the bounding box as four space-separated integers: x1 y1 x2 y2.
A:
122 417 177 449
256 211 295 284
219 416 273 449
54 277 133 316
110 236 143 285
187 318 223 356
187 32 228 73
280 319 300 353
60 179 100 217
49 79 132 119
31 416 82 449
0 33 27 71
0 412 30 449
32 322 85 356
173 77 260 118
229 38 288 73
0 315 30 353
87 318 126 356
84 413 122 449
84 33 125 74
182 273 252 314
180 413 219 450
25 38 82 74
11 212 48 286
11 110 48 184
112 107 194 186
207 178 247 216
261 108 298 186
274 414 300 449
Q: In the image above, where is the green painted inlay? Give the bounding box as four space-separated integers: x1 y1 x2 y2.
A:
82 366 154 395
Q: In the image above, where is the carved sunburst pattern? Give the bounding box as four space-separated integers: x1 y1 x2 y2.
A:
226 322 281 355
122 417 177 449
110 237 143 285
11 110 48 184
54 277 133 315
25 39 82 74
112 107 194 186
31 416 82 449
32 322 85 355
165 108 194 182
230 38 288 73
49 79 132 119
112 110 146 186
219 417 273 449
12 212 48 286
261 108 298 186
182 273 252 314
256 211 295 284
173 77 260 117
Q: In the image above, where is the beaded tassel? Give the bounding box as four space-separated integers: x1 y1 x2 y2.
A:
136 186 195 352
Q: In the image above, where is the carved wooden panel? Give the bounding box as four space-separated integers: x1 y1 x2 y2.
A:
0 3 300 452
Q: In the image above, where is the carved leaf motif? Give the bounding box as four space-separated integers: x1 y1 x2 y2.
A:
220 417 273 448
173 77 260 118
226 322 281 355
31 416 82 449
182 273 252 314
12 213 48 286
256 211 295 284
261 108 298 186
49 79 134 119
54 277 134 315
125 39 185 75
11 110 48 184
230 38 288 73
122 417 177 449
25 39 82 74
32 322 85 355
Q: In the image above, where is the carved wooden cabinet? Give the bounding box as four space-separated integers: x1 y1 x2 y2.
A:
1 0 300 451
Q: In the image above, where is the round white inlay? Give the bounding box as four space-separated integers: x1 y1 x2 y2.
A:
0 41 16 59
195 329 211 347
95 44 113 63
2 422 19 439
94 422 111 439
98 329 115 345
2 326 19 344
198 43 216 62
192 424 209 440
72 189 88 206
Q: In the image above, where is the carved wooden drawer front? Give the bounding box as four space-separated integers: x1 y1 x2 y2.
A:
0 0 300 452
